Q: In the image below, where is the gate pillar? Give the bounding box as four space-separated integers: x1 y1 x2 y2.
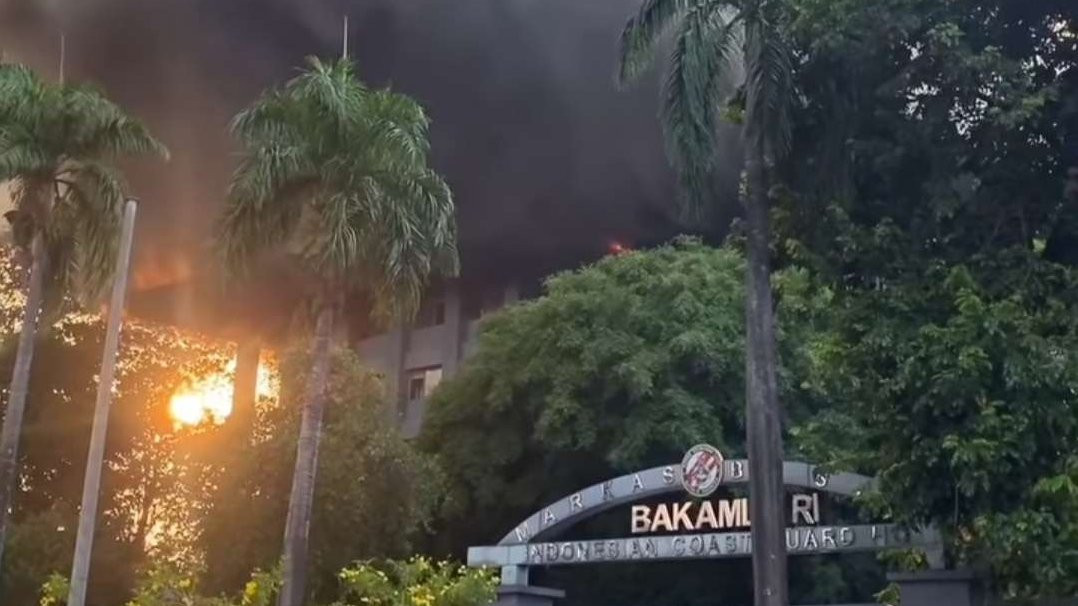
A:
887 569 984 606
494 585 564 606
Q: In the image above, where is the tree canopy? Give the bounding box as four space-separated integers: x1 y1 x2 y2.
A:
772 0 1078 597
201 347 441 602
0 62 166 304
218 57 457 319
418 238 874 605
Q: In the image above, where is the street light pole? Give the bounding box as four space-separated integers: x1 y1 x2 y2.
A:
67 199 138 606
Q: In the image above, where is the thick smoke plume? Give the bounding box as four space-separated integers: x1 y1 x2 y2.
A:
0 0 741 333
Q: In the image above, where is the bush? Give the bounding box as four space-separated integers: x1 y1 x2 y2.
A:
329 557 496 606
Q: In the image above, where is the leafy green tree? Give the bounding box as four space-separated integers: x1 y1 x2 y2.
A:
218 56 457 606
419 239 847 604
777 0 1076 276
3 506 74 603
0 251 235 604
773 0 1078 597
0 63 167 569
794 256 1078 598
202 346 441 603
618 0 798 599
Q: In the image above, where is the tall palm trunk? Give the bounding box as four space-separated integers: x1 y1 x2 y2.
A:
231 339 261 441
278 300 335 606
743 93 789 606
0 233 48 570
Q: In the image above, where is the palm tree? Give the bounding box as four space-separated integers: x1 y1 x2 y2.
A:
0 63 167 570
619 1 795 604
218 57 457 606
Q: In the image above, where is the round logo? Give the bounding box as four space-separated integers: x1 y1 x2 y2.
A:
680 444 725 497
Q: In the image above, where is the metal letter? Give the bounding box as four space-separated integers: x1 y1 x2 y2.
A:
821 527 836 549
644 538 657 558
707 534 723 555
570 493 584 511
729 460 746 479
651 504 673 532
632 473 645 492
514 522 532 542
695 500 718 530
542 508 557 527
671 502 695 531
839 526 855 547
672 536 685 556
575 542 589 561
560 543 575 561
690 536 704 555
662 466 676 485
791 494 815 525
718 499 740 528
602 481 614 501
631 505 652 534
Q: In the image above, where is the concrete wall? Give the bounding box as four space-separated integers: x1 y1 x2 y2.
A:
352 280 516 437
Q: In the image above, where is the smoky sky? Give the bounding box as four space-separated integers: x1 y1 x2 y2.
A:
1 0 740 332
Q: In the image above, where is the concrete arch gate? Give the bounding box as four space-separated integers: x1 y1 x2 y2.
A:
467 446 980 606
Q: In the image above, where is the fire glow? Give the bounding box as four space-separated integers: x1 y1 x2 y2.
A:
168 356 276 427
169 374 233 427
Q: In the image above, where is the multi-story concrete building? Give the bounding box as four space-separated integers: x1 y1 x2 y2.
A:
352 279 523 437
132 268 536 437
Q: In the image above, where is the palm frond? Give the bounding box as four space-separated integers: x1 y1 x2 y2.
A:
744 17 794 160
0 142 51 182
0 62 164 308
52 84 169 161
221 57 457 322
63 161 125 301
618 0 694 85
661 4 741 213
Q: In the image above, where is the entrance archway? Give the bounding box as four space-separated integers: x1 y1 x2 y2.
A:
467 446 947 605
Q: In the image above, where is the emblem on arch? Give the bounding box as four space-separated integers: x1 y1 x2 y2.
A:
680 443 724 498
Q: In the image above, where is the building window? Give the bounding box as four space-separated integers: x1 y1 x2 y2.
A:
406 366 443 401
415 298 447 328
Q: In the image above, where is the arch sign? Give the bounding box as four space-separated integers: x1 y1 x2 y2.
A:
467 444 942 585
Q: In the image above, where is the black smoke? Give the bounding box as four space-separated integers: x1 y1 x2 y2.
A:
1 0 741 332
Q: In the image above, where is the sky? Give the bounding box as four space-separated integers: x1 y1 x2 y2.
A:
0 0 741 333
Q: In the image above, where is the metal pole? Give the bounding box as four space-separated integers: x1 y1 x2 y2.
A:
67 199 137 606
342 15 349 60
59 32 65 84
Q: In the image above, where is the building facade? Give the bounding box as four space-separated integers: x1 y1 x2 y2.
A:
352 279 521 437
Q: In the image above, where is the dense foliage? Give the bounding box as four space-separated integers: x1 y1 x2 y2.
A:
418 239 887 605
328 557 495 606
0 254 438 604
775 0 1078 598
420 239 827 547
2 0 1078 602
38 557 494 606
202 347 441 601
0 249 232 604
